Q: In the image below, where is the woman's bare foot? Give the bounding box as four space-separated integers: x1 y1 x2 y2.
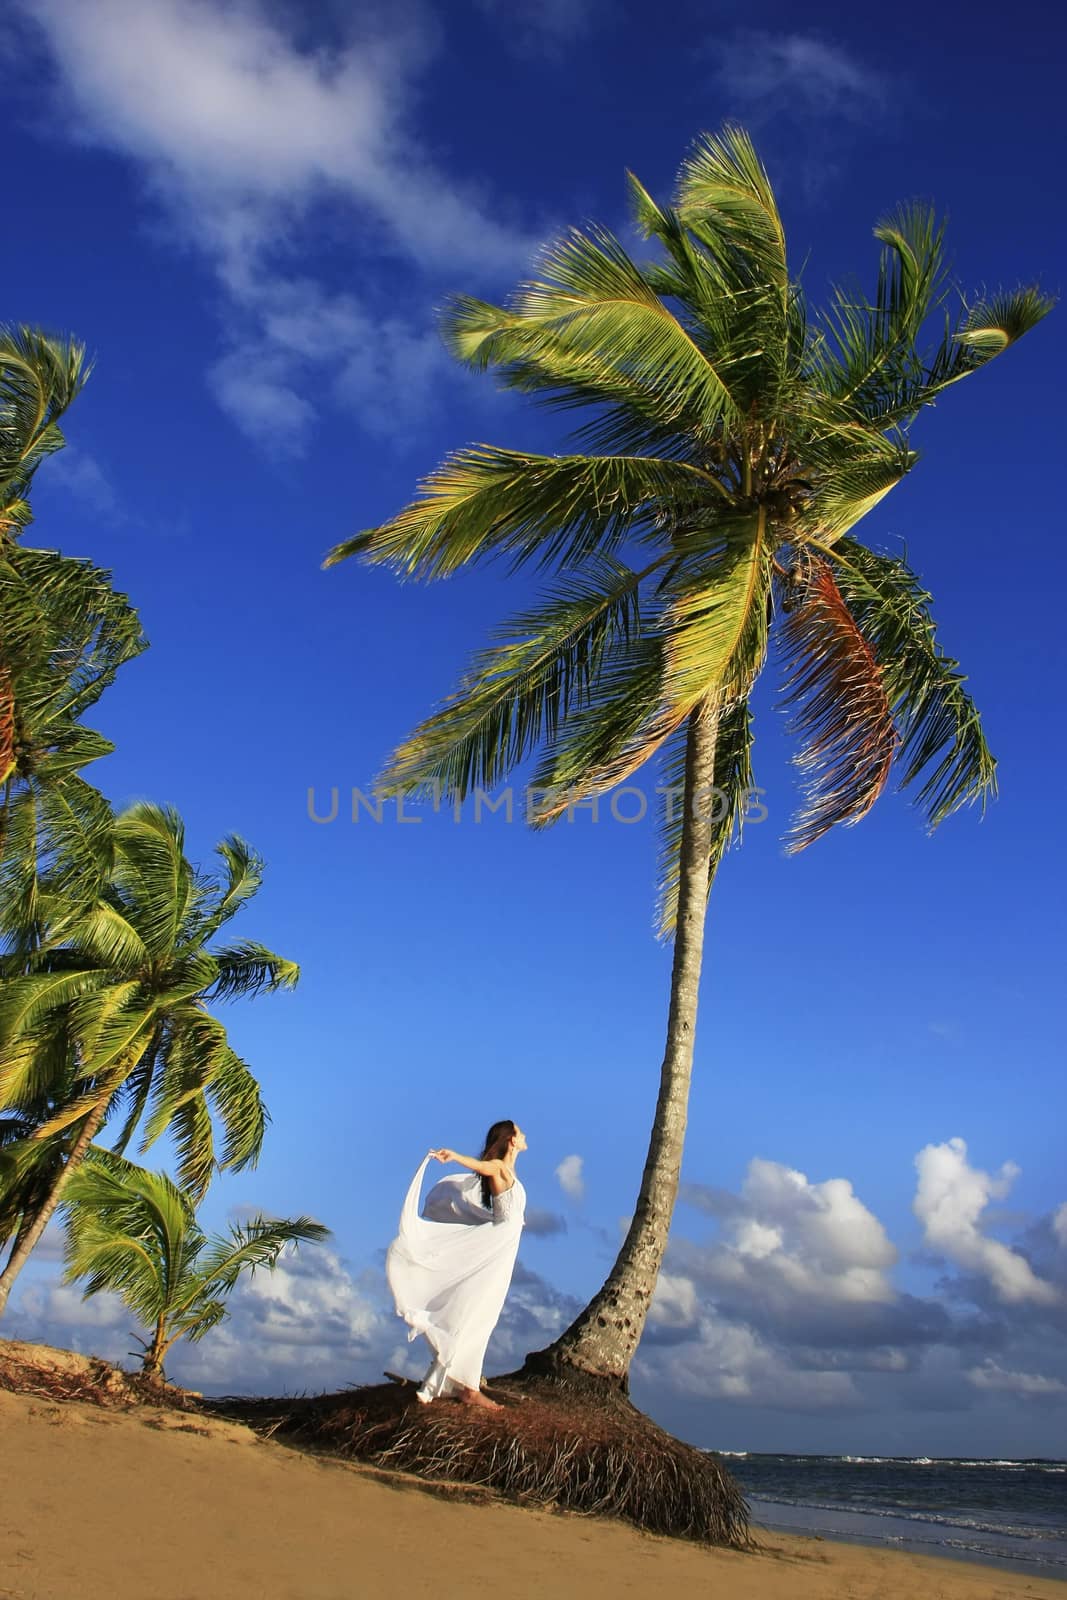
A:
458 1386 502 1411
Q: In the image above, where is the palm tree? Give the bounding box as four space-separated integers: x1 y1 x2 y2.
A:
0 546 147 935
60 1147 329 1379
0 325 87 541
0 801 298 1316
324 128 1050 1392
1 326 147 931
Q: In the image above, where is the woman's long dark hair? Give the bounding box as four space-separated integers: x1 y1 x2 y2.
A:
479 1120 516 1210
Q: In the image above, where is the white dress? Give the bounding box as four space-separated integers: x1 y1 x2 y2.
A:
385 1153 526 1401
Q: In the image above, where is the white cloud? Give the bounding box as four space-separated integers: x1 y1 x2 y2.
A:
1053 1202 1067 1248
914 1138 1060 1306
18 0 538 450
555 1154 584 1202
21 0 526 270
648 1270 699 1330
966 1359 1067 1398
634 1158 906 1412
16 1275 128 1332
641 1309 862 1411
209 345 317 453
8 1239 395 1395
713 32 888 121
11 1141 1065 1428
697 1157 899 1310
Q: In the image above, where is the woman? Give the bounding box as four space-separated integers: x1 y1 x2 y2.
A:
386 1120 528 1410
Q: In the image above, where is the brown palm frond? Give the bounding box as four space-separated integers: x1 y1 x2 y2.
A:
0 666 14 784
780 556 898 852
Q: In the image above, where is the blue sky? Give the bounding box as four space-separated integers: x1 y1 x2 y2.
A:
3 0 1066 1456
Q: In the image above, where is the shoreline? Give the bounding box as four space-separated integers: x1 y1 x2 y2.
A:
749 1501 1067 1583
3 1383 1065 1599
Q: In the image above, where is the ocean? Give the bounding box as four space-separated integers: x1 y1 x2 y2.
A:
715 1453 1067 1578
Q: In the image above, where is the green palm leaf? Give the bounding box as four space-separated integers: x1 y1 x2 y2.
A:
672 126 788 292
0 327 88 527
325 449 720 578
205 940 300 1002
376 554 655 802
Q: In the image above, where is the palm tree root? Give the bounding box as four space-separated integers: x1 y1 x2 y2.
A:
203 1371 751 1548
0 1338 197 1411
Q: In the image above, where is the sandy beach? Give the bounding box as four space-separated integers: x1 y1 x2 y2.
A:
1 1383 1060 1600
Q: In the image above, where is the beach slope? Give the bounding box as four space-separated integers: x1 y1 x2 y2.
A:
1 1386 1059 1599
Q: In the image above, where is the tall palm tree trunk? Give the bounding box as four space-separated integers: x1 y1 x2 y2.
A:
522 695 720 1391
0 1098 107 1318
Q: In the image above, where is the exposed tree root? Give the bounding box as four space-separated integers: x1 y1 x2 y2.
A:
0 1338 197 1411
203 1371 751 1548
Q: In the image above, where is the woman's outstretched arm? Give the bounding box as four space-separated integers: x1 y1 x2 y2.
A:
431 1148 503 1177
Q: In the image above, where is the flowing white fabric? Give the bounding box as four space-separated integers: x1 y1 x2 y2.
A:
385 1153 526 1401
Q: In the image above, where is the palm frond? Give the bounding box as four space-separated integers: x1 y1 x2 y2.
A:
0 546 146 718
829 538 997 824
811 204 949 410
656 511 771 715
630 179 792 421
0 327 89 524
107 1026 164 1158
61 1155 199 1318
529 514 769 823
0 1035 62 1113
671 126 788 292
779 556 898 851
54 901 147 973
440 227 744 435
376 553 653 802
955 287 1054 361
164 1090 217 1204
525 632 666 814
0 1121 69 1247
0 969 110 1051
192 1215 331 1297
324 449 721 578
794 437 918 542
193 836 264 943
204 939 300 1002
204 1047 268 1174
137 1006 227 1154
111 803 193 959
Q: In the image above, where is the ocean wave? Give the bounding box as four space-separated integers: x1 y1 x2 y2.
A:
747 1495 1066 1542
750 1501 1067 1572
941 1540 1067 1571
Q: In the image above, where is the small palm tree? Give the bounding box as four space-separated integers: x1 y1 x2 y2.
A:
61 1148 330 1380
0 328 147 927
0 801 298 1316
325 128 1050 1390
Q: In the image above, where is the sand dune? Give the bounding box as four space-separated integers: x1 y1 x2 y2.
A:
1 1384 1060 1599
